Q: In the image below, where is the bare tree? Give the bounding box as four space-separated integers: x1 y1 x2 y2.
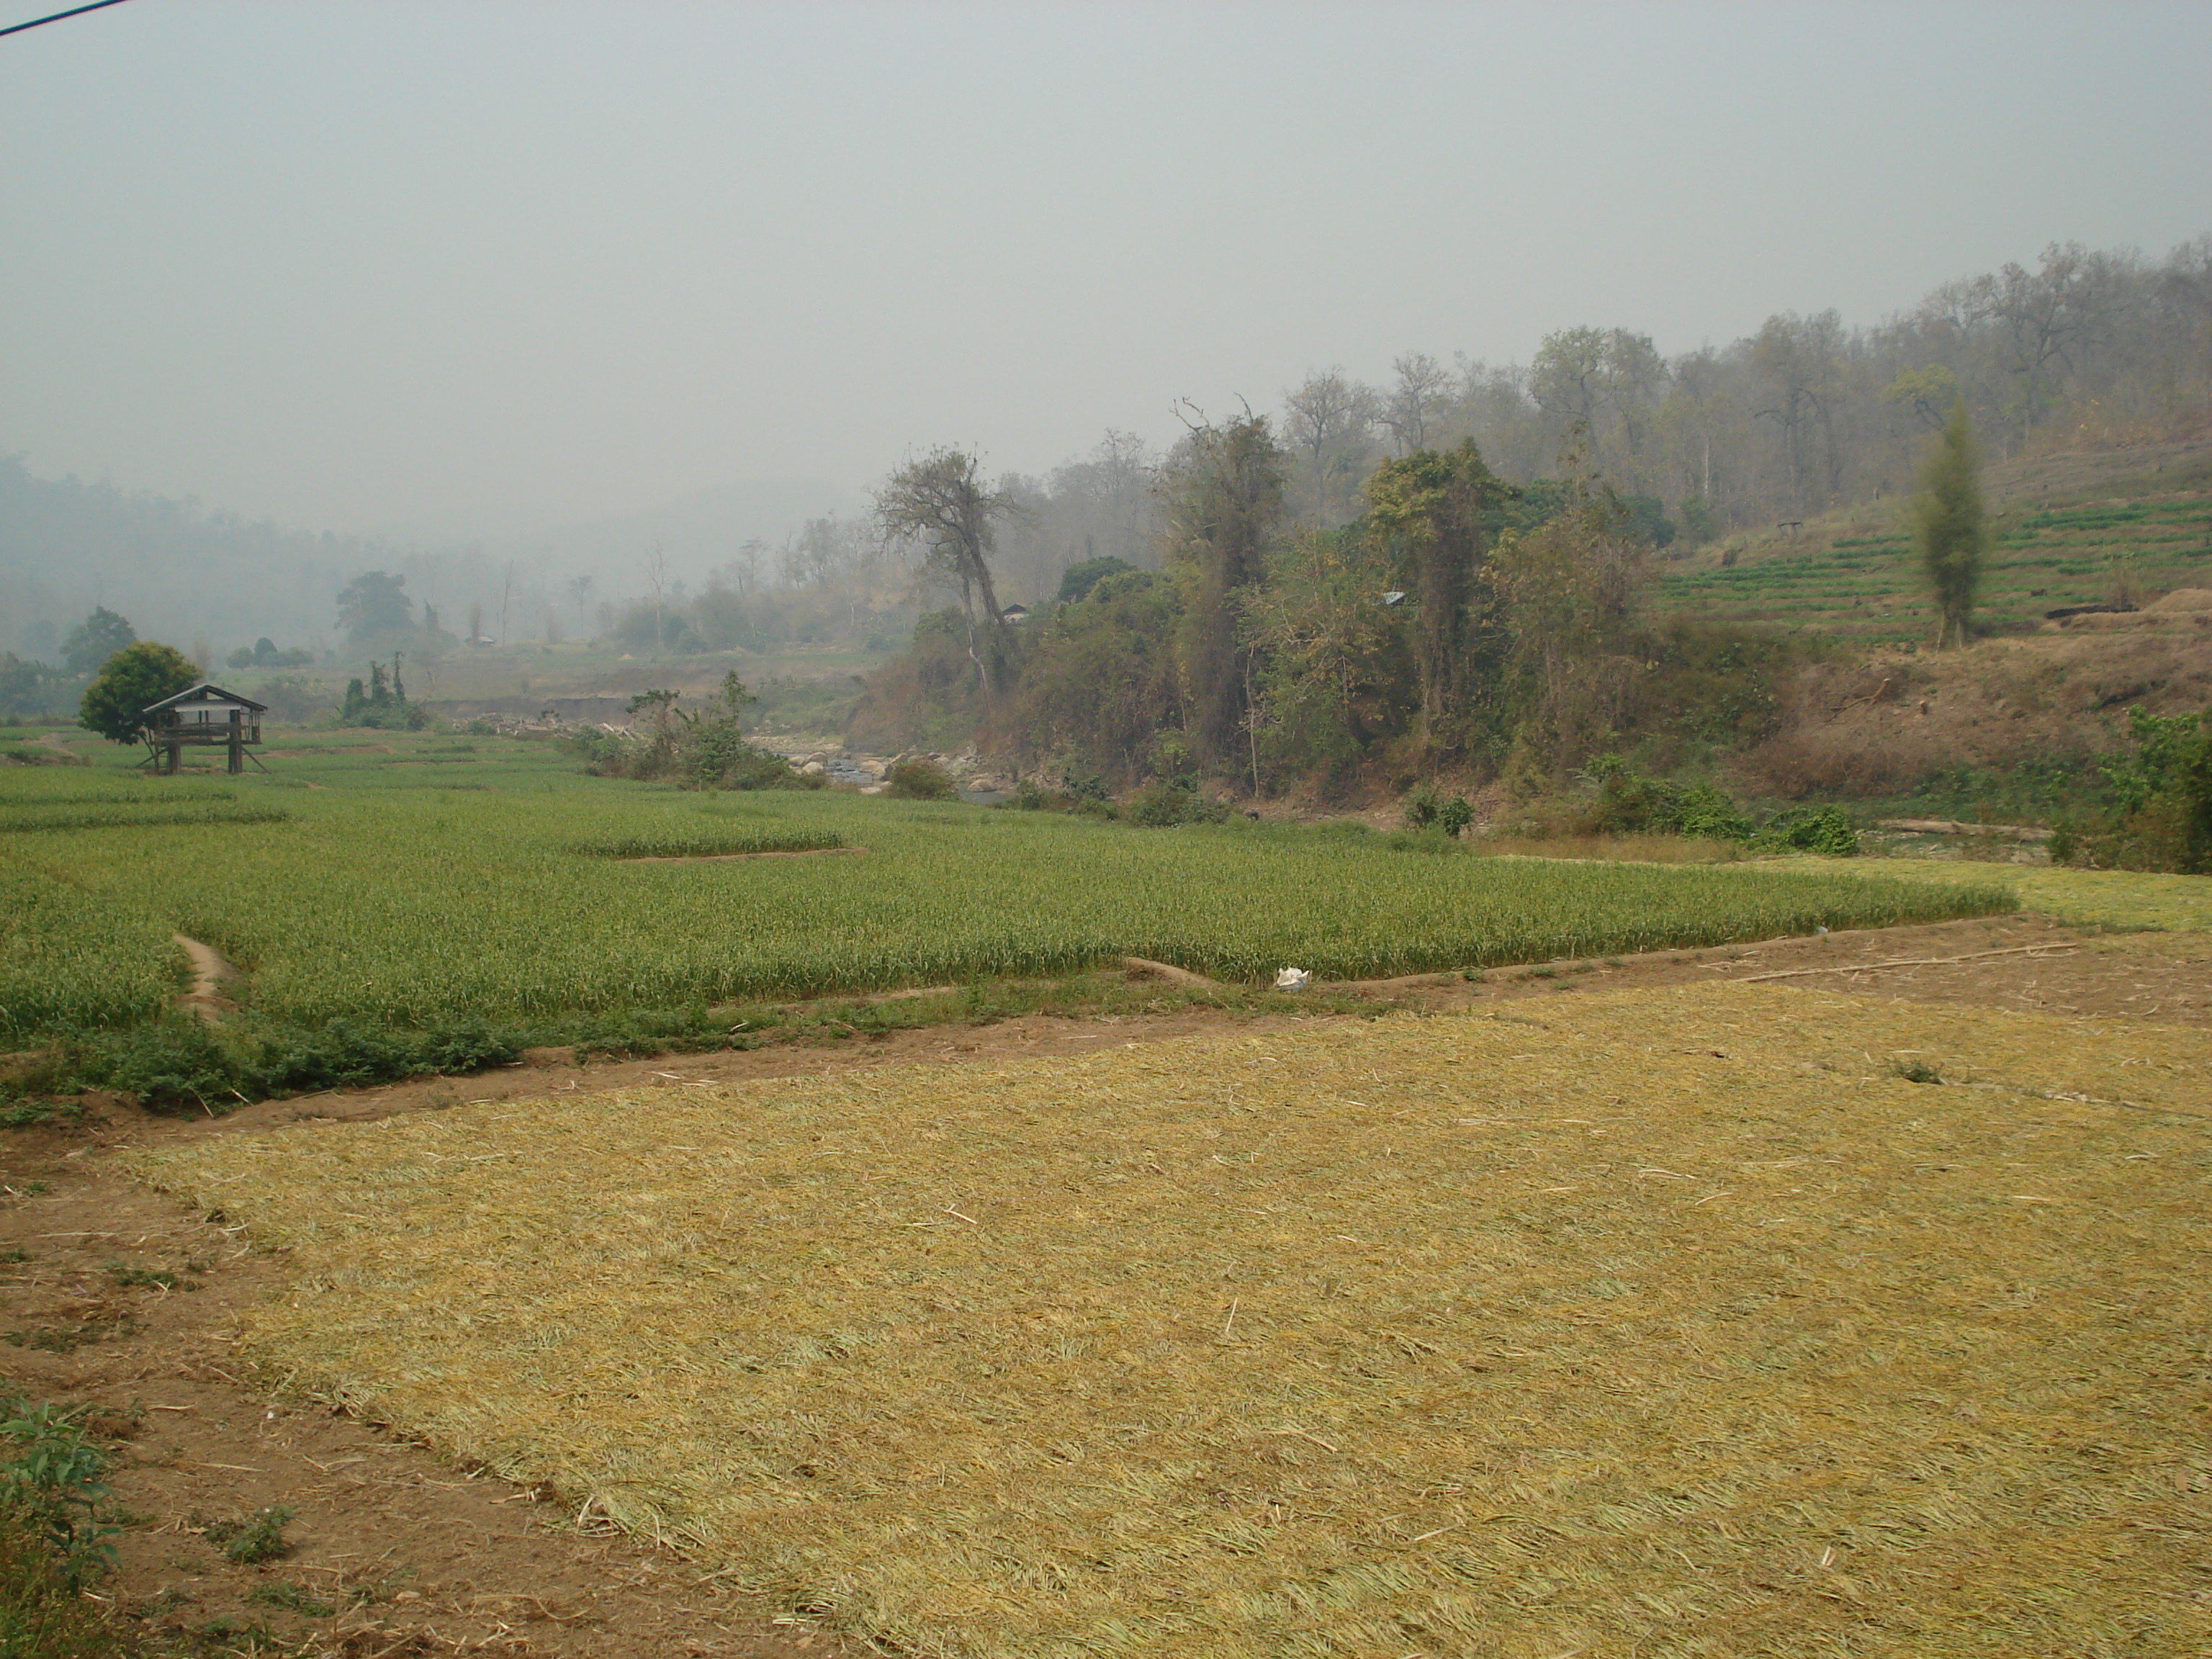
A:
729 538 767 595
874 447 1015 695
1281 369 1379 521
1380 352 1452 455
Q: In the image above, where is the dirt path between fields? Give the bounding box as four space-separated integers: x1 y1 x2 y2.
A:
4 909 2205 1656
171 934 242 1022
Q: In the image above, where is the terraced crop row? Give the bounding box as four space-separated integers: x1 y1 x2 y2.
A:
0 768 2014 1035
1662 495 2212 639
0 855 186 1040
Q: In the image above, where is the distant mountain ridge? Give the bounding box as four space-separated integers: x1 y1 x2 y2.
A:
0 458 850 660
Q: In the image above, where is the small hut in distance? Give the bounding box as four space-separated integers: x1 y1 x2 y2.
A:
140 683 268 775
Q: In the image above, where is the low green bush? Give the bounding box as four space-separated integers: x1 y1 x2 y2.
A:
36 1015 527 1115
1750 806 1860 857
1128 783 1230 827
0 1396 117 1593
1578 755 1857 855
1583 756 1755 842
886 757 960 800
204 1505 294 1565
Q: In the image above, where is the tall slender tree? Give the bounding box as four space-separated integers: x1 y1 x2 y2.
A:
1364 439 1516 747
1161 413 1285 766
874 448 1015 696
1912 402 1987 649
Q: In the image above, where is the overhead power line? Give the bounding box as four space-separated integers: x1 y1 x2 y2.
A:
0 0 135 42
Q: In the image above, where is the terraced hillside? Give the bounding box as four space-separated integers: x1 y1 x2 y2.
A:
1658 439 2212 643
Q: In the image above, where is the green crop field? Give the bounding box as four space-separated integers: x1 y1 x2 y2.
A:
1659 492 2212 642
0 729 2018 1046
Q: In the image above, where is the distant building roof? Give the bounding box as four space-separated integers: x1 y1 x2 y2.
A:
1001 603 1031 621
140 682 269 716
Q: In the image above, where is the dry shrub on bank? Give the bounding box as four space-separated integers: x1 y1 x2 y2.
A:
1739 624 2212 801
132 986 2212 1658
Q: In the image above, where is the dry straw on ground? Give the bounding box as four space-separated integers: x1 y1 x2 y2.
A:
134 984 2212 1658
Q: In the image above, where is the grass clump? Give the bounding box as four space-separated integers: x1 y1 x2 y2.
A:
0 1396 130 1653
246 1579 334 1617
202 1506 294 1565
4 1320 138 1354
105 1262 197 1292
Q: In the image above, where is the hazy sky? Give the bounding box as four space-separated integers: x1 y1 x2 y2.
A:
4 0 2208 543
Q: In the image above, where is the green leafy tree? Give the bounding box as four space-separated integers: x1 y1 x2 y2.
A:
1056 555 1137 605
1161 413 1285 768
2093 706 2212 873
336 571 416 648
1880 364 1961 430
60 606 135 675
0 655 60 718
1007 570 1185 781
1238 528 1410 798
339 657 429 729
1363 439 1516 747
77 641 197 742
1486 468 1653 772
1912 403 1987 649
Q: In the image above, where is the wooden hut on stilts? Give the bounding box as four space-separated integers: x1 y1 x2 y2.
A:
138 683 269 775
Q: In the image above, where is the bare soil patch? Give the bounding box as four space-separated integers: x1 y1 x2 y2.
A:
3 910 2204 1653
1742 619 2212 794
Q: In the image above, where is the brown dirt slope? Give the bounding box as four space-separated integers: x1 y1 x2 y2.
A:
1743 608 2212 796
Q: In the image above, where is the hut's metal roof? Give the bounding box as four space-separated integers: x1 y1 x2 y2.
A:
140 681 270 716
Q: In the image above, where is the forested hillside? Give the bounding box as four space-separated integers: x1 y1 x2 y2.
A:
843 235 2212 833
9 233 2211 831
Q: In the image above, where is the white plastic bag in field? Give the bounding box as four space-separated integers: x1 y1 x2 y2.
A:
1274 967 1313 992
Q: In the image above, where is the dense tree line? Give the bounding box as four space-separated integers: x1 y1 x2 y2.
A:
6 234 2203 688
843 234 2208 795
852 416 1792 799
1272 237 2212 538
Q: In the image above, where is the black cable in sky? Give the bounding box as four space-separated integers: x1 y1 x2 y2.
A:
0 0 134 42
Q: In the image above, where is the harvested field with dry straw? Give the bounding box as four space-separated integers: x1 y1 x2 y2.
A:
133 981 2212 1658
